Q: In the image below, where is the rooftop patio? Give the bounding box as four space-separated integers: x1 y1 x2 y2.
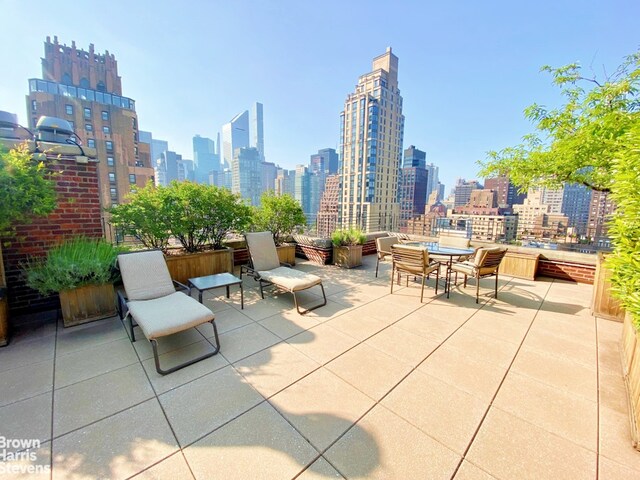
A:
0 255 637 479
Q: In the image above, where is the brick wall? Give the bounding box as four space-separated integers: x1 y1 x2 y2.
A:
2 158 103 314
537 259 595 285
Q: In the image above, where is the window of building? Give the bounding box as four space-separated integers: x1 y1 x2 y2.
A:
110 187 117 198
31 100 37 112
108 172 116 183
87 139 95 148
129 174 136 184
103 126 110 134
105 141 113 151
84 107 91 119
65 104 73 115
107 156 114 166
85 124 93 132
101 111 109 121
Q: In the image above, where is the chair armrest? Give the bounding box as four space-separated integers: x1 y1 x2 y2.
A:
173 280 190 293
280 262 293 268
241 264 261 280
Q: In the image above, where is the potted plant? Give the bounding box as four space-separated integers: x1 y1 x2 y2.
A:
23 237 121 327
252 190 306 265
109 181 253 283
0 144 57 345
331 227 366 268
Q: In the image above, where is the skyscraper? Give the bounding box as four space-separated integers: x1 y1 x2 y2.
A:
26 37 154 235
232 147 261 206
222 110 250 169
192 135 218 184
310 148 339 175
484 174 527 207
398 145 429 230
453 179 483 207
338 48 404 231
251 102 265 162
402 145 426 169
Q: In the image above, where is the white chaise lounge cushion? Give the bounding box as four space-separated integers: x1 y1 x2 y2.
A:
127 292 214 340
258 267 322 292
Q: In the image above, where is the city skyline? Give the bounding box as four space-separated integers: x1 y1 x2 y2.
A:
1 1 638 191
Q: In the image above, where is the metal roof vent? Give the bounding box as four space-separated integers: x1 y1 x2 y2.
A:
35 116 75 143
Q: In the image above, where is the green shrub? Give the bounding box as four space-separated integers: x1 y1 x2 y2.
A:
0 144 56 237
108 182 171 250
253 191 306 246
23 237 122 295
331 227 366 247
109 181 253 252
607 122 640 329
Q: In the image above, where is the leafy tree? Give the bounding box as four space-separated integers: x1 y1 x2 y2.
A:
0 144 57 237
479 51 640 327
478 52 640 193
607 122 640 327
253 190 306 245
108 182 171 250
204 184 253 250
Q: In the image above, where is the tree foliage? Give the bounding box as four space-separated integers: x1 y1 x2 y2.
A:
108 182 172 250
606 122 640 328
478 51 640 192
0 144 57 237
109 181 253 252
252 190 306 245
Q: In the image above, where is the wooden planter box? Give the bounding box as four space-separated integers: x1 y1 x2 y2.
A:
0 291 8 347
277 244 296 266
333 245 363 268
591 252 625 322
165 248 233 284
622 312 640 450
500 252 540 280
59 283 117 328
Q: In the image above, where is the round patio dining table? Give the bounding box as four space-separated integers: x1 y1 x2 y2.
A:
401 241 476 294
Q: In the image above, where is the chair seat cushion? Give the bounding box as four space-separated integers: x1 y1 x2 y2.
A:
451 261 499 277
128 292 214 340
259 266 322 292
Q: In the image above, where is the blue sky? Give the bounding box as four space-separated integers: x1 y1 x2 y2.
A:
1 0 638 191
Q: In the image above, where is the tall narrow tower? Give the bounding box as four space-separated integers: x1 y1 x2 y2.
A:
251 102 265 162
338 48 404 231
221 110 250 169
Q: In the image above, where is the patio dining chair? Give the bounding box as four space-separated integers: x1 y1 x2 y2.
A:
449 247 508 303
117 250 220 375
241 231 327 314
390 244 440 302
375 235 399 277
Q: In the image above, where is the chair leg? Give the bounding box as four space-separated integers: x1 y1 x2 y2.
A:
390 265 395 294
375 257 380 277
293 283 327 315
420 275 426 303
476 273 480 303
259 280 265 299
495 272 499 299
435 268 439 295
151 320 220 375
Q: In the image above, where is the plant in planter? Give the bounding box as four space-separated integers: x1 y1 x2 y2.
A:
109 181 253 283
252 190 306 265
0 144 58 345
23 237 121 327
331 227 366 268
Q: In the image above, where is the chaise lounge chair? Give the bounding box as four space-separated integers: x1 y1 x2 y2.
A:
241 231 327 314
117 250 220 375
